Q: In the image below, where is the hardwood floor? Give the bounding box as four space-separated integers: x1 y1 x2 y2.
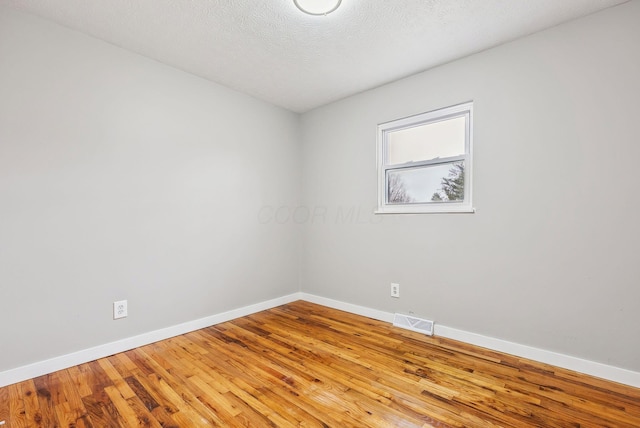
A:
1 301 639 427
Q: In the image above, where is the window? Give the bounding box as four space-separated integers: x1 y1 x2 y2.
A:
376 102 474 214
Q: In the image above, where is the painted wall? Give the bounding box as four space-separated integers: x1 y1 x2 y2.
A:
300 1 640 371
0 6 300 372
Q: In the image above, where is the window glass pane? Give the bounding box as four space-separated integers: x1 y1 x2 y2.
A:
387 162 465 204
388 115 465 165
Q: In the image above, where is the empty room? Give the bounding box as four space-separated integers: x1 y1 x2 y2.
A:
1 0 639 426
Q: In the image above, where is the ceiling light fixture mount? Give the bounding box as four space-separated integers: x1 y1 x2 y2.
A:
294 0 342 16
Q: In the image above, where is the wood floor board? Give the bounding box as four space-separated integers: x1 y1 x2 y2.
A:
2 301 640 427
18 380 42 428
7 383 27 428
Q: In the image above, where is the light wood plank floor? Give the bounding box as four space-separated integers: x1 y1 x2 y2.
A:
1 301 639 427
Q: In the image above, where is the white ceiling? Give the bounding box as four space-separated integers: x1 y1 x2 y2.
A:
1 0 628 112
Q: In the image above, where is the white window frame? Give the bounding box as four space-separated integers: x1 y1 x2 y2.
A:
376 102 474 214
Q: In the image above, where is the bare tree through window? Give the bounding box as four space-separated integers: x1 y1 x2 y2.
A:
388 173 413 203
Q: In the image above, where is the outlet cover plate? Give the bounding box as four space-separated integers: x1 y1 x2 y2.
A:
113 300 128 319
391 283 400 298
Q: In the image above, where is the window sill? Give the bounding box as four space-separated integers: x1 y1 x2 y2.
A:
375 205 476 215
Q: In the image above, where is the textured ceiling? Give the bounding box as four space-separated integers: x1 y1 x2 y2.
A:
1 0 628 112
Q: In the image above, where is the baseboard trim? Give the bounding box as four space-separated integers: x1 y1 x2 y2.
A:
0 293 302 388
300 293 640 389
3 292 639 390
300 293 395 323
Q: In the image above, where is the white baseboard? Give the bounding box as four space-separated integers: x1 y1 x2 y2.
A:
3 292 639 390
300 293 640 389
0 293 302 388
301 293 395 323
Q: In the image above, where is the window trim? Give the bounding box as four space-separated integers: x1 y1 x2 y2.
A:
376 102 475 214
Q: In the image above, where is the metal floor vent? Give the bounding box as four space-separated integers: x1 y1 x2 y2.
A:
393 313 434 336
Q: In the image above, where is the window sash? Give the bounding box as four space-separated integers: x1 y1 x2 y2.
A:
386 115 467 165
385 159 466 205
382 111 470 167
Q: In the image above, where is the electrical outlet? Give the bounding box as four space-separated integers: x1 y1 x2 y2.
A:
113 300 128 319
390 283 400 298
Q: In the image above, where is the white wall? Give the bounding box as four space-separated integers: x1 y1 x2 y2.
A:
0 6 300 373
300 1 640 372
